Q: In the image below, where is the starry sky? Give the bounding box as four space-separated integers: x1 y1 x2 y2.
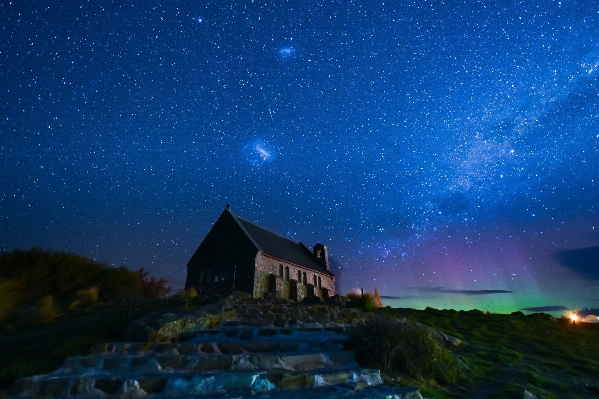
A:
1 1 598 315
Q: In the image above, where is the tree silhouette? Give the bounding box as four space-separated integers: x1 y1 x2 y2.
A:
138 268 172 298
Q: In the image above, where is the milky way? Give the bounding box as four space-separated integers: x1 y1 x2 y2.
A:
1 1 598 314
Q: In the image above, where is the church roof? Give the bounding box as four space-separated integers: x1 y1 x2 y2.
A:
226 207 333 276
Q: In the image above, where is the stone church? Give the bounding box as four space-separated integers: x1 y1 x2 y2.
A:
185 205 336 301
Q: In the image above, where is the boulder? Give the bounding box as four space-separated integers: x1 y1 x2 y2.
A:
126 297 236 341
522 389 537 399
399 319 464 347
326 295 348 306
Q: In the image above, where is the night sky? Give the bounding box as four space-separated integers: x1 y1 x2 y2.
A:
2 1 598 315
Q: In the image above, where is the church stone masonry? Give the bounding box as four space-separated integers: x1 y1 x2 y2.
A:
185 205 336 301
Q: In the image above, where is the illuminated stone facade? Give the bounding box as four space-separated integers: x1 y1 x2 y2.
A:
186 205 336 300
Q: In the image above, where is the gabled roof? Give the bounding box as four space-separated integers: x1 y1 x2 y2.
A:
226 207 333 276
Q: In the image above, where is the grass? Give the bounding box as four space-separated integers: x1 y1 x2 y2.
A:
2 298 599 399
0 294 190 392
373 307 599 399
346 316 461 383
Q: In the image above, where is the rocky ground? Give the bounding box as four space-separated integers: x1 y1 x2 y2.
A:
6 294 599 399
9 294 423 398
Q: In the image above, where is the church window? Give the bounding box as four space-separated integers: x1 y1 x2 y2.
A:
279 264 283 278
285 266 289 281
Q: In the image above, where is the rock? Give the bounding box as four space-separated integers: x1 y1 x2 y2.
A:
155 310 236 341
410 321 464 347
301 296 322 304
326 295 348 306
126 312 181 341
351 369 383 389
11 297 425 399
228 291 252 301
522 389 537 399
126 298 236 341
117 380 145 398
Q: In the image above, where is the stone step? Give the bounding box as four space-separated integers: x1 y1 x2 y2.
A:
13 367 384 398
185 325 351 344
222 384 423 399
55 350 358 375
91 327 351 356
90 339 346 357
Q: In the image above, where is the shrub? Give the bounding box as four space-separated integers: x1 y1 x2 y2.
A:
0 247 143 309
69 286 99 311
76 286 99 305
346 316 461 383
179 288 199 309
37 295 61 323
179 288 198 299
345 290 380 312
0 279 26 321
139 268 172 298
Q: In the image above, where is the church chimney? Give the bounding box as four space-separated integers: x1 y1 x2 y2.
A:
313 243 330 271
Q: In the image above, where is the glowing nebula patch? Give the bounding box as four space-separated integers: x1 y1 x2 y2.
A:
242 139 275 167
279 47 294 58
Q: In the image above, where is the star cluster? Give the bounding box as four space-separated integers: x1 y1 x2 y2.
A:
1 1 598 314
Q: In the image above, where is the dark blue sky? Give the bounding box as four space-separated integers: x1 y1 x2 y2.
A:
1 1 598 313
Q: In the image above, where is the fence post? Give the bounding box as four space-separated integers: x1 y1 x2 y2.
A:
124 297 133 328
232 264 237 293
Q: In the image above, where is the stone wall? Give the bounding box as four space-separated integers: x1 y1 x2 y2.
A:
253 252 335 299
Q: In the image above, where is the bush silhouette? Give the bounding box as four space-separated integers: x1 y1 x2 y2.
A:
346 315 461 383
0 247 144 321
345 290 380 311
138 267 172 298
0 279 27 320
37 296 61 323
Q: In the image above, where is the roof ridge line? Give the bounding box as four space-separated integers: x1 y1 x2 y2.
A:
236 215 306 246
227 209 262 251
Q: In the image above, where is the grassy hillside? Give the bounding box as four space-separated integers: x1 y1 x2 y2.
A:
0 247 175 391
0 294 187 391
0 247 143 322
1 267 597 399
382 307 599 399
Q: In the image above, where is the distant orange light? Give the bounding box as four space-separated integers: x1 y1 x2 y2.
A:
569 313 578 323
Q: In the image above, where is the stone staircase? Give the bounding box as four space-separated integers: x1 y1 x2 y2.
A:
11 298 423 399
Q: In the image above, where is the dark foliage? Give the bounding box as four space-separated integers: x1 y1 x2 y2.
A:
0 247 143 320
138 267 172 298
345 291 380 311
346 315 461 384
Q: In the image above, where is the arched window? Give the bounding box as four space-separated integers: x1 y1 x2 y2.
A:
298 270 302 281
318 276 322 287
285 266 289 281
279 264 284 278
313 275 317 285
303 272 307 285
